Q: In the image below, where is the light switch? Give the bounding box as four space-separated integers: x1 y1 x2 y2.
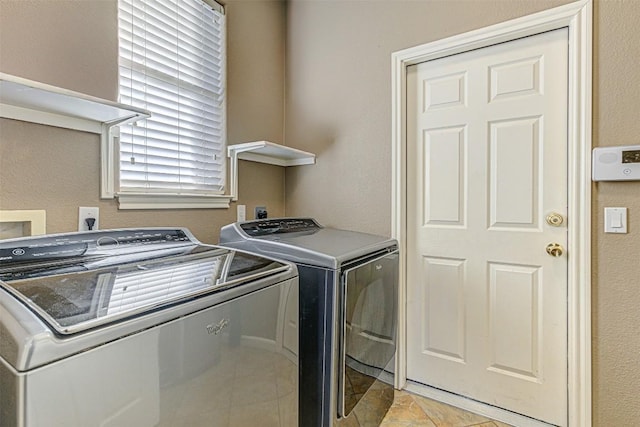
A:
604 207 627 233
237 205 246 222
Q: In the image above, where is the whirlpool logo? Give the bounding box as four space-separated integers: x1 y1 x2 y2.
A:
206 318 229 335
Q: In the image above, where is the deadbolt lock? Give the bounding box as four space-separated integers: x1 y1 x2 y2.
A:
546 212 564 227
546 243 564 257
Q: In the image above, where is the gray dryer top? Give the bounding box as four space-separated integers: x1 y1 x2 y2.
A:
219 218 397 269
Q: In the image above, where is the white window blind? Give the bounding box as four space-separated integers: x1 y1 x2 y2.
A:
117 0 226 196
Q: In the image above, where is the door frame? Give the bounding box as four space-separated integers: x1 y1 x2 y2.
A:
391 1 592 426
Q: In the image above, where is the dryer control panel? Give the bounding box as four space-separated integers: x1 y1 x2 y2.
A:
239 218 321 236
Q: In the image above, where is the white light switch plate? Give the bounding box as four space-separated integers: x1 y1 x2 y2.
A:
604 207 627 233
237 205 246 222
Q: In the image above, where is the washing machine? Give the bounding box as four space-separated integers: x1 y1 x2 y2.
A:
0 228 298 427
219 218 398 427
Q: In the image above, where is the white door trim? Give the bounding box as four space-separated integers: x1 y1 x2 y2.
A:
390 1 592 426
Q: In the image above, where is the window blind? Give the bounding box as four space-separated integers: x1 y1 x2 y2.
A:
117 0 226 195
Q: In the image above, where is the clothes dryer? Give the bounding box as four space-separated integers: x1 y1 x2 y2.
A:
220 218 398 427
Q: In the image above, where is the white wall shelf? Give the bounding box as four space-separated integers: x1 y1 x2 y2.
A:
0 73 150 200
227 140 316 200
0 72 150 134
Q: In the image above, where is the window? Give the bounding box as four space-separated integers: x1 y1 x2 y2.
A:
116 0 228 209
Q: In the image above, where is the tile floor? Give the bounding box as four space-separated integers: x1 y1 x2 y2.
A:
380 390 513 427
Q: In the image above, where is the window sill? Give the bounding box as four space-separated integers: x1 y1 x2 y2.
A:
117 193 232 210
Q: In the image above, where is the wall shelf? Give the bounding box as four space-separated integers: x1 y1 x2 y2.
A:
228 140 316 167
227 141 316 200
0 72 150 134
0 73 150 200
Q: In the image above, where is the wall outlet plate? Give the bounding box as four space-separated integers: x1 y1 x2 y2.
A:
78 207 99 231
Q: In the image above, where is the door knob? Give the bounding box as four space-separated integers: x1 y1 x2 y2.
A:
546 243 564 257
546 212 564 227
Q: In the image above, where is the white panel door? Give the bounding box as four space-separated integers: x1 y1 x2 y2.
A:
406 29 568 426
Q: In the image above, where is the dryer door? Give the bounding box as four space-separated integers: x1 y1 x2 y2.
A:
338 250 398 417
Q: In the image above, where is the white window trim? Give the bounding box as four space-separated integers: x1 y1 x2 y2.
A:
101 122 232 210
116 192 232 210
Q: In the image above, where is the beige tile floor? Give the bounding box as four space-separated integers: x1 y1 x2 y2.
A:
380 390 514 427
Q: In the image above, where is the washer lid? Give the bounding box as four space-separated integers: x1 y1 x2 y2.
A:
0 230 290 335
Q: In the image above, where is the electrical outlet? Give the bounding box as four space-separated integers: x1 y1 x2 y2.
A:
255 206 267 219
78 207 100 232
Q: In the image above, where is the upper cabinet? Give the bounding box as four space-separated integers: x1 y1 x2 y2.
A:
0 72 150 133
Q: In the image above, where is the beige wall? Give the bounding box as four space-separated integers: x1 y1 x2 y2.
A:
285 0 574 235
0 0 286 244
591 0 640 424
284 0 639 425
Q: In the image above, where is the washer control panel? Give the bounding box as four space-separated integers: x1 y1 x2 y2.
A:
240 218 321 236
0 229 192 264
